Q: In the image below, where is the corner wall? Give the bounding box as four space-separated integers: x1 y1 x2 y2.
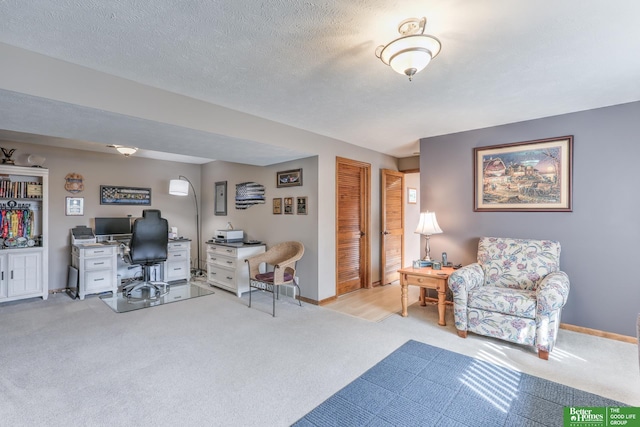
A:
420 101 640 336
200 157 319 300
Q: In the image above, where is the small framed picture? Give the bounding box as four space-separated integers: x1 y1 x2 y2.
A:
273 198 282 214
407 188 417 204
214 181 227 216
277 169 303 188
284 197 294 214
296 196 308 215
65 197 84 216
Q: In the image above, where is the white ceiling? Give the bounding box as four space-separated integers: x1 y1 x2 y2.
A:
1 1 639 164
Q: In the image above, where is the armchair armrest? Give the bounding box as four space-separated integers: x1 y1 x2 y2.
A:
536 271 570 314
448 263 484 295
245 252 272 279
448 263 484 333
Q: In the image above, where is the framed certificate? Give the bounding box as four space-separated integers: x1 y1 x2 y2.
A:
65 197 84 216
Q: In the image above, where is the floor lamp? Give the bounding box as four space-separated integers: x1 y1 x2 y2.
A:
169 176 204 277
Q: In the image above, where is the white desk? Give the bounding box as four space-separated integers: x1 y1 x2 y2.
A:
72 238 191 300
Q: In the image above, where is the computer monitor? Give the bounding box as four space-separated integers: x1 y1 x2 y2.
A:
94 217 132 236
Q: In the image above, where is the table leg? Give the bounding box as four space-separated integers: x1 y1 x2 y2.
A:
437 290 446 326
420 288 426 306
401 278 408 317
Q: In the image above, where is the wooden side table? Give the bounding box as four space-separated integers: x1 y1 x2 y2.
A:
397 266 454 326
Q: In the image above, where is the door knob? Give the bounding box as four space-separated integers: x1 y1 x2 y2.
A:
359 231 365 237
382 230 390 235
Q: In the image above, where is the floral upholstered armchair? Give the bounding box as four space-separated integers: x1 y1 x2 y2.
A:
448 237 570 360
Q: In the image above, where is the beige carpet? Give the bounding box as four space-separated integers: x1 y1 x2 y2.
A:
323 282 425 322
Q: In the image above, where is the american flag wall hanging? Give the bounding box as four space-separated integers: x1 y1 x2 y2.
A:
235 182 265 209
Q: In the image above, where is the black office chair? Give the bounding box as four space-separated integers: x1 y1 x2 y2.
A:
123 209 170 301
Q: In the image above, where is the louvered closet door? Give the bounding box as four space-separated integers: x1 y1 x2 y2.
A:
336 157 370 296
381 169 404 285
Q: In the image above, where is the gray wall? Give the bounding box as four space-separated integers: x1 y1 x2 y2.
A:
420 101 640 337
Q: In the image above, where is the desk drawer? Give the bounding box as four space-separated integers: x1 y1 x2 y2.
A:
84 257 114 271
83 246 116 258
207 253 236 269
166 261 189 281
84 269 114 292
207 265 236 288
405 274 443 288
167 250 188 262
207 245 238 257
168 241 190 251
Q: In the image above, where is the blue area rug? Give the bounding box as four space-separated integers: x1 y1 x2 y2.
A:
294 340 625 427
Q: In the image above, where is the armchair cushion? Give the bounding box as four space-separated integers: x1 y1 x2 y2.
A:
479 237 560 290
255 272 294 283
468 287 537 319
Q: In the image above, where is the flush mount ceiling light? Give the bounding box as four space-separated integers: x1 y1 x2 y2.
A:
107 144 138 157
375 17 441 81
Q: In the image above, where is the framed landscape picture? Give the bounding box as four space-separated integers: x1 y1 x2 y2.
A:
473 136 573 212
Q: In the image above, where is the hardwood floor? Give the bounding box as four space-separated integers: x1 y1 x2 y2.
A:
323 282 421 322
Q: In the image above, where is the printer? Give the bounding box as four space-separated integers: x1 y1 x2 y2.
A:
71 226 97 245
215 229 244 243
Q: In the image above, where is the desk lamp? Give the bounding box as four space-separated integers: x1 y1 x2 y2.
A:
415 211 442 261
169 176 204 277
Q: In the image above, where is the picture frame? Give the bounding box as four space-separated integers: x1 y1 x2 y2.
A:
100 185 151 205
407 188 417 204
214 181 227 216
65 197 84 216
277 168 303 188
296 196 308 215
473 136 573 212
273 198 282 214
284 197 294 214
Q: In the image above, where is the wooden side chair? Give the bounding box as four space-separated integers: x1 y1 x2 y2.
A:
245 241 304 316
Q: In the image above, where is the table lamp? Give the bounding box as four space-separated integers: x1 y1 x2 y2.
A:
415 211 443 261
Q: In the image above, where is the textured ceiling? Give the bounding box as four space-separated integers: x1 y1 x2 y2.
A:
1 1 640 163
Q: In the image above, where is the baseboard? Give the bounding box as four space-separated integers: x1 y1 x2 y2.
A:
560 323 637 344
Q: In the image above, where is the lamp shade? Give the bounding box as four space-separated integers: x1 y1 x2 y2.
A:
415 211 443 235
379 35 440 77
115 146 137 156
375 17 441 80
169 179 189 196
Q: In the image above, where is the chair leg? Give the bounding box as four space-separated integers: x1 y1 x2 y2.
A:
249 281 252 308
272 285 276 317
293 280 302 307
457 330 468 338
538 349 549 360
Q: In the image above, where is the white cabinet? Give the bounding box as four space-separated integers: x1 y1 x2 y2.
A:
0 254 5 299
0 165 48 304
206 243 265 297
164 240 191 282
0 250 44 301
7 250 43 297
72 244 118 300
